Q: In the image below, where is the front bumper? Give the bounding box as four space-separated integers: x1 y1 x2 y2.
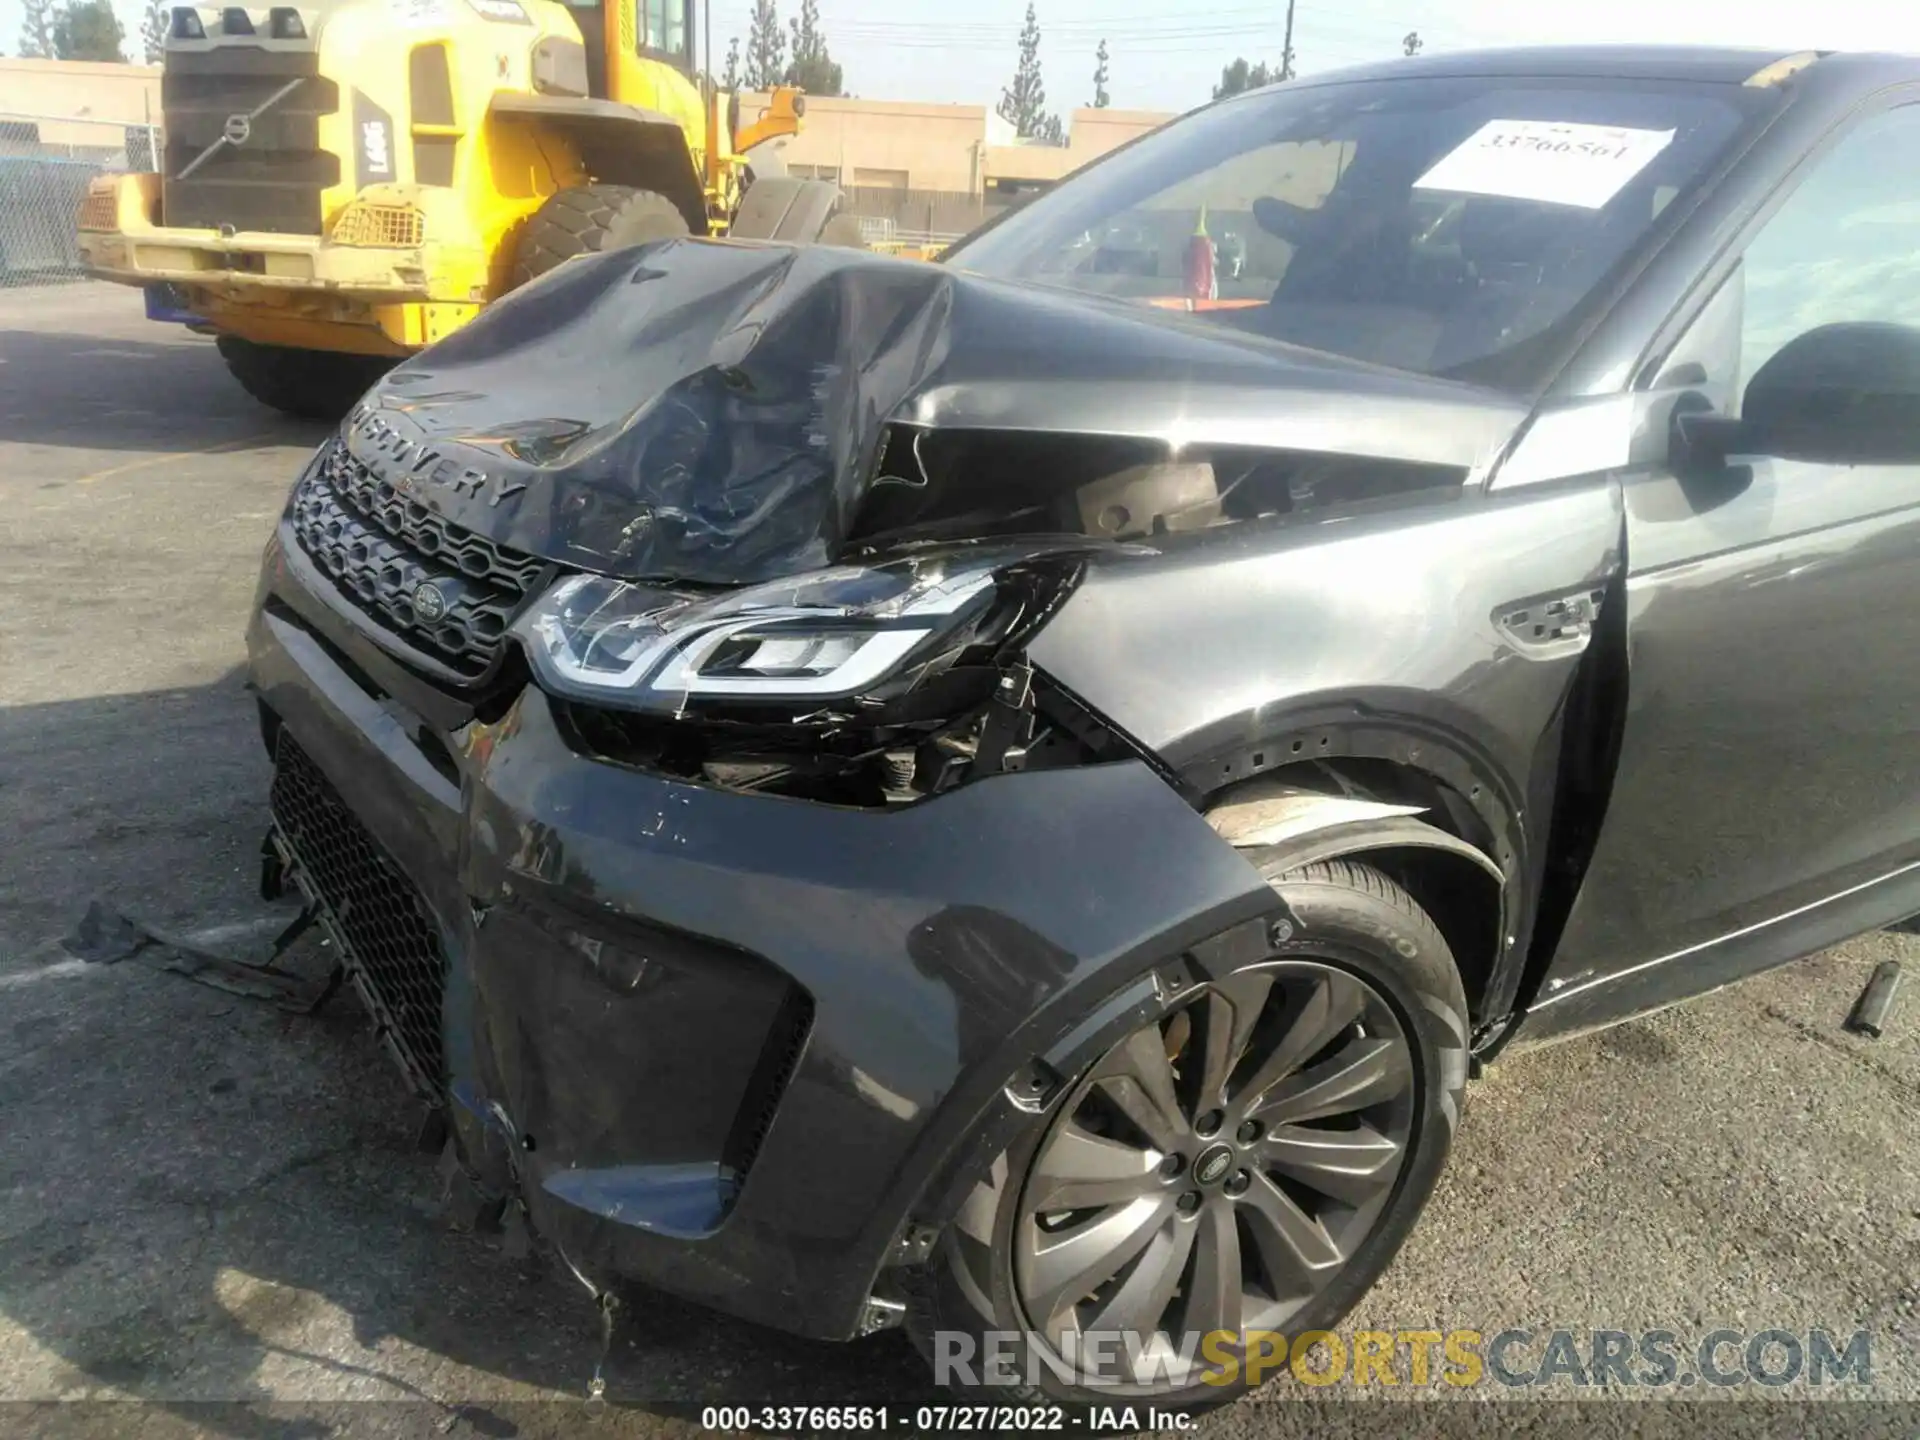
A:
77 175 488 351
79 222 438 299
246 531 1277 1341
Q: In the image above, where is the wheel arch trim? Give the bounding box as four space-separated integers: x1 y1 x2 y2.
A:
488 93 709 231
1202 781 1507 889
898 783 1512 1261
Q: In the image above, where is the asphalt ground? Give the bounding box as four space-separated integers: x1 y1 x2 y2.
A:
1 281 1916 1439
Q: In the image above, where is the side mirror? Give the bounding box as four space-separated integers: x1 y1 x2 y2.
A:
1668 390 1752 505
1740 321 1920 466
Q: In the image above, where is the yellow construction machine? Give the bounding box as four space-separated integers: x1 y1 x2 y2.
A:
77 0 852 416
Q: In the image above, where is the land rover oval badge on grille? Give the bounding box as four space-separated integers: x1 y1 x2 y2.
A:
412 581 449 622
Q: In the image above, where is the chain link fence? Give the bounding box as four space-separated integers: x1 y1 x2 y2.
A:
835 186 1020 256
0 113 160 290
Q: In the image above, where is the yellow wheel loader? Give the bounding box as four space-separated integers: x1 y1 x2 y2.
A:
77 0 851 417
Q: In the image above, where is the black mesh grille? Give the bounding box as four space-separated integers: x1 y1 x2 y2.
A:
289 439 545 677
723 990 813 1188
270 731 447 1095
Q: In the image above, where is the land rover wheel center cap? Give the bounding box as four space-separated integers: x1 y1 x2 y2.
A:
1194 1143 1236 1186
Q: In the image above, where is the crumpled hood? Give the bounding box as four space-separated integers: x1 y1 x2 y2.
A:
352 239 1526 584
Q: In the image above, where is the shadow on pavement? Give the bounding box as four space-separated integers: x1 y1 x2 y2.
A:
0 671 939 1438
0 324 326 455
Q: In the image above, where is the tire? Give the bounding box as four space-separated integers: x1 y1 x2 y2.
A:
508 183 691 289
905 857 1470 1415
216 336 390 421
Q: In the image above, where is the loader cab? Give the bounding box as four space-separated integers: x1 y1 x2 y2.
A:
637 0 692 72
562 0 696 96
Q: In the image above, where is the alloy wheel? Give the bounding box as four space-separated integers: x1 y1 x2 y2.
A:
1012 960 1416 1390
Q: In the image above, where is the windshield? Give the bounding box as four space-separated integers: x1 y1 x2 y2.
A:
948 75 1773 389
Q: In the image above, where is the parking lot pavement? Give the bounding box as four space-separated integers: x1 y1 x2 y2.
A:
2 283 1916 1436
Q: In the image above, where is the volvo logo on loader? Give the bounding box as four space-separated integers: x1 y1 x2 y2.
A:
222 114 252 145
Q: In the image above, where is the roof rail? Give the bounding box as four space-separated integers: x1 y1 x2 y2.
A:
1744 51 1826 87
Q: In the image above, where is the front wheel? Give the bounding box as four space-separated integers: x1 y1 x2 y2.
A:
906 858 1470 1413
216 336 391 421
508 184 692 289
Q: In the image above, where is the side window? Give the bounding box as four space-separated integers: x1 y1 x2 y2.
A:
641 0 684 55
1737 105 1920 390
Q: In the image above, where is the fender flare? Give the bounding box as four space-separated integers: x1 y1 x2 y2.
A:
489 94 708 232
1203 781 1507 887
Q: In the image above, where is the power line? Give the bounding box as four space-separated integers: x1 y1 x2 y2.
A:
713 24 1417 49
707 1 1428 23
748 39 1391 60
706 1 1418 92
821 20 1286 34
814 29 1332 48
733 13 1329 31
708 6 1432 44
709 33 1412 65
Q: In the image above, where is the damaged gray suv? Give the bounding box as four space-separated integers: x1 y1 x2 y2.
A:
247 44 1920 1410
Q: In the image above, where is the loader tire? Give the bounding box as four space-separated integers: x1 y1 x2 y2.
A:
509 184 691 288
217 337 390 422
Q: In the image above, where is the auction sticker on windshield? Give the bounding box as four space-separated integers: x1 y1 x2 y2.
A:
1414 119 1676 209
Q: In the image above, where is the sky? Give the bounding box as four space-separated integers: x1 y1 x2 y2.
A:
6 0 1920 115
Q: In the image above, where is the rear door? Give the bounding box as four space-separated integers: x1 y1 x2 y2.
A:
1533 98 1920 1035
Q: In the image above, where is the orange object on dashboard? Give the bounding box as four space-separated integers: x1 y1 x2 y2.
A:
1184 204 1216 303
1145 297 1263 312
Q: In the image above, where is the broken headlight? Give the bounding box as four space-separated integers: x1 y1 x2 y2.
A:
516 554 1014 711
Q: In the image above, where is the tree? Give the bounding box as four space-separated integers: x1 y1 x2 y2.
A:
53 0 126 61
743 0 786 91
17 0 56 57
997 3 1061 143
784 0 842 95
1212 57 1278 100
721 36 741 90
1402 30 1423 56
139 0 168 62
1090 38 1110 108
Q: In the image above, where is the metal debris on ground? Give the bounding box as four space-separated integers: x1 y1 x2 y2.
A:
1846 960 1903 1039
589 1288 622 1403
61 898 342 1012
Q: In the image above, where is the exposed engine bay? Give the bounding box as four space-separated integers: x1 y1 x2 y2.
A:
325 239 1522 808
852 423 1464 549
356 240 1513 582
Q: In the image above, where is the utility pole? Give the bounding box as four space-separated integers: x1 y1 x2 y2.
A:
1280 0 1296 79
